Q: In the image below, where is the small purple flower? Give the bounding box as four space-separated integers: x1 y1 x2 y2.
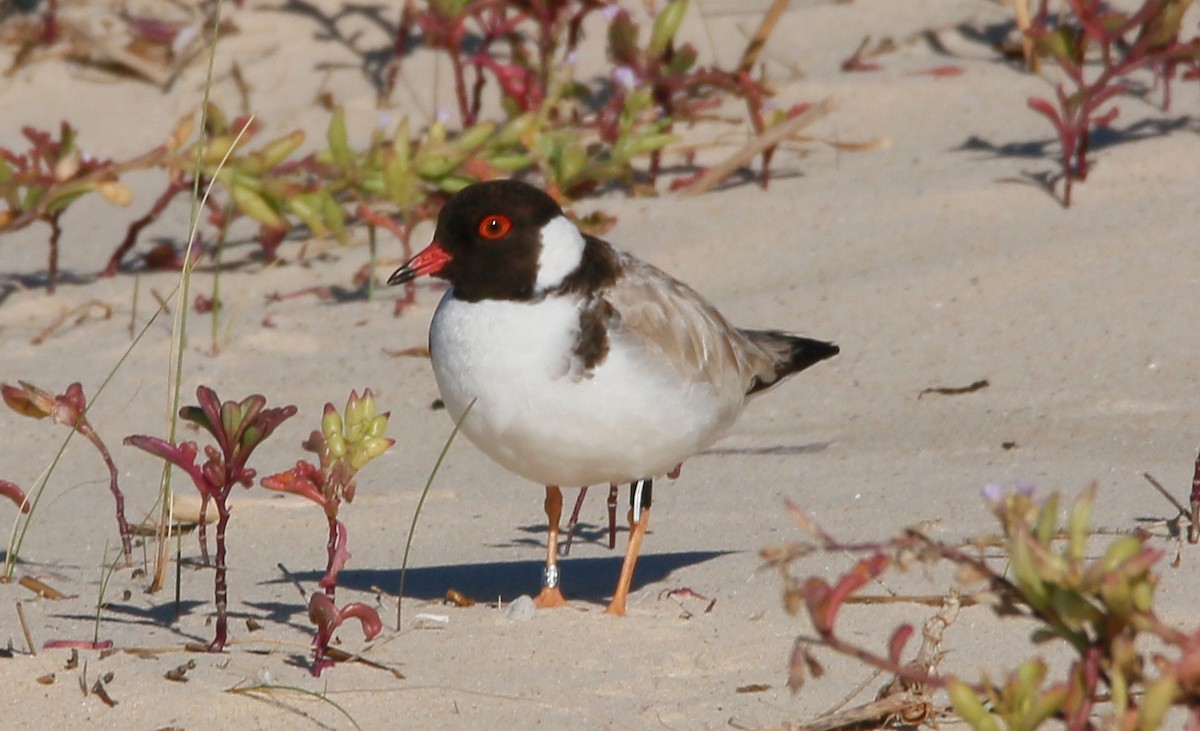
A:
602 3 621 20
375 112 392 130
1015 478 1036 497
434 107 452 125
612 65 639 90
981 483 1005 504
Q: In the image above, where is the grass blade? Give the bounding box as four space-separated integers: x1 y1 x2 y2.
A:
396 398 474 629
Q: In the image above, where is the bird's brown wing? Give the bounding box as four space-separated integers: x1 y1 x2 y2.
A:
602 253 779 396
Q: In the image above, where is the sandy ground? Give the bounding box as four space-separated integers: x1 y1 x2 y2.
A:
2 0 1200 728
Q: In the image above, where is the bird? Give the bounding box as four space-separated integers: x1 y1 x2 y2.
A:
388 179 838 615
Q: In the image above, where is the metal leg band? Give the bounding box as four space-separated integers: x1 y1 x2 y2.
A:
542 564 560 590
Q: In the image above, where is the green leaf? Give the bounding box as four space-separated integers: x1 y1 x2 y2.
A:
43 187 88 215
947 679 1002 731
556 144 589 188
259 130 306 170
326 107 355 169
434 174 477 194
1033 493 1058 547
1009 530 1051 613
22 184 46 210
383 154 413 204
286 193 328 237
486 153 534 173
456 121 497 151
231 185 286 229
615 131 678 161
320 193 346 240
1139 676 1179 730
648 0 689 58
416 150 466 180
392 117 412 164
1067 484 1094 561
492 113 536 147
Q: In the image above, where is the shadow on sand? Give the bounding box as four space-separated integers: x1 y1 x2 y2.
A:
277 550 732 605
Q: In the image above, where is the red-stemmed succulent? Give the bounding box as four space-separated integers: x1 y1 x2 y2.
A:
0 124 130 292
2 381 133 565
3 2 816 295
124 386 296 651
261 389 393 674
1024 0 1200 206
767 482 1200 730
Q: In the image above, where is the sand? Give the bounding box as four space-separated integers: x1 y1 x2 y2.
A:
2 0 1199 728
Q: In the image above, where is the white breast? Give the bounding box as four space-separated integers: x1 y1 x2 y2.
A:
429 291 741 487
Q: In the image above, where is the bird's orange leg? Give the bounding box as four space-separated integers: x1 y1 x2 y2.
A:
534 485 568 608
606 478 652 616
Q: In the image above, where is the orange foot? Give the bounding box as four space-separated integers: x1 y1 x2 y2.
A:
533 586 568 608
604 600 627 617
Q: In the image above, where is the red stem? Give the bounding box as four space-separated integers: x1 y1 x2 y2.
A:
448 44 473 126
197 493 211 565
46 213 62 293
325 508 339 600
209 495 231 651
103 177 190 277
42 0 58 43
78 422 133 566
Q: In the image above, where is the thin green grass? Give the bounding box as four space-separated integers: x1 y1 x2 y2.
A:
227 681 364 731
150 0 235 593
396 398 474 629
92 541 124 645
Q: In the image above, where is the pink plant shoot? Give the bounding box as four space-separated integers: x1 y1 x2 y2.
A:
2 381 132 565
0 480 30 513
308 592 383 677
125 386 296 651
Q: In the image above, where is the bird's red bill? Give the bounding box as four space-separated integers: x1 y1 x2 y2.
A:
388 242 453 285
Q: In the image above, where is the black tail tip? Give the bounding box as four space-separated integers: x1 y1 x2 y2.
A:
789 337 839 371
742 329 839 396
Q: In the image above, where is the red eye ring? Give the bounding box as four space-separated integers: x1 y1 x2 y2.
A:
478 214 512 240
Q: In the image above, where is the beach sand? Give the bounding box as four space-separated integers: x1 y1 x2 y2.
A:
2 0 1199 728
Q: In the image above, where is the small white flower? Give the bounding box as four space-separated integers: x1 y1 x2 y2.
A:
612 65 638 90
980 482 1004 504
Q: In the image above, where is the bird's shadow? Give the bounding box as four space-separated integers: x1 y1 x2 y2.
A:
281 550 730 604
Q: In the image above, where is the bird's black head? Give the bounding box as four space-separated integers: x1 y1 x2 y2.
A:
387 180 570 302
